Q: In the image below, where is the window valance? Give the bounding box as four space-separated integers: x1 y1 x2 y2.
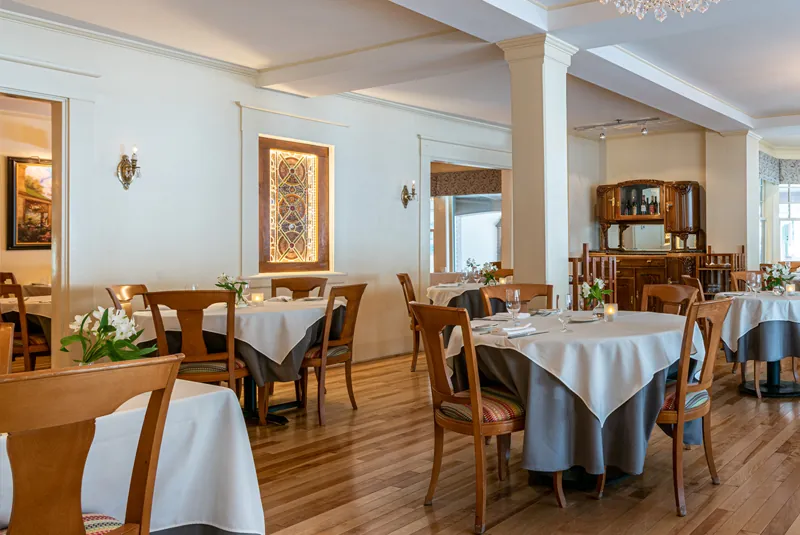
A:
430 169 502 197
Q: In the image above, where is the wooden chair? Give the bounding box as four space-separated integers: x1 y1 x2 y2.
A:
656 299 733 517
730 270 764 292
397 273 422 372
1 284 49 372
271 277 327 299
0 273 18 298
0 354 183 534
107 284 150 318
495 269 514 279
147 290 255 411
640 284 698 315
410 302 525 534
0 323 14 374
294 283 366 426
480 283 553 317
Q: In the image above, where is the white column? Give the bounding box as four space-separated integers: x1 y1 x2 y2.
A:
501 169 513 268
500 34 577 298
705 131 761 268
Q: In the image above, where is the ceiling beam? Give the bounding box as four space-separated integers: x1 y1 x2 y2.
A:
388 0 546 43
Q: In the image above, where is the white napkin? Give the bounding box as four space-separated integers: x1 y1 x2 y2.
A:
492 312 531 320
491 323 536 337
268 296 292 302
437 283 462 288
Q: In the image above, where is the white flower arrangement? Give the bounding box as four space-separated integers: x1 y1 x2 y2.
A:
215 272 249 305
479 262 498 285
61 306 155 364
580 278 612 306
766 262 792 290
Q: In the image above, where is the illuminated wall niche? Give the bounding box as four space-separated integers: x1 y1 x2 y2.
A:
258 137 330 273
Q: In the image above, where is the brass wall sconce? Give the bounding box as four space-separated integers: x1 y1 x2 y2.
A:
401 180 417 209
117 146 141 190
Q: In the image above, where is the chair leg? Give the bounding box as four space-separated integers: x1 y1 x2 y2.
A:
703 415 720 485
300 368 309 409
345 359 357 410
234 378 243 399
740 361 746 385
294 380 302 403
425 422 444 506
23 348 31 372
317 364 327 426
794 357 799 383
732 362 739 375
554 471 567 508
411 329 420 372
30 353 37 371
257 384 269 426
754 361 762 400
595 471 607 500
473 434 487 534
269 382 275 395
672 422 687 516
496 434 511 481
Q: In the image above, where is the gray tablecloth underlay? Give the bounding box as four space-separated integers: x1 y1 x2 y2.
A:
2 312 51 347
442 292 502 346
451 348 701 475
724 320 800 363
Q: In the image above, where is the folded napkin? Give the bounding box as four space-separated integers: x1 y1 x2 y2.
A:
268 296 292 302
717 292 745 298
299 296 325 301
492 312 531 320
491 323 536 338
437 283 462 288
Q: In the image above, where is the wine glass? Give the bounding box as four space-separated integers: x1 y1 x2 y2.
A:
746 272 761 293
505 289 521 326
458 271 469 284
556 294 571 333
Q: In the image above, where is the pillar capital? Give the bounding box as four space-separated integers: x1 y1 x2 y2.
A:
498 34 578 66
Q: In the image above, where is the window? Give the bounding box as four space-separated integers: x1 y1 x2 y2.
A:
760 180 766 264
258 137 330 272
451 194 501 271
779 184 800 261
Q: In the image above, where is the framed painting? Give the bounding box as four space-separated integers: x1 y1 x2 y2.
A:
6 157 52 250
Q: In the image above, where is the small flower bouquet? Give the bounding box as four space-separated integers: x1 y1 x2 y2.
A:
60 307 156 365
580 278 612 311
765 263 792 291
215 273 249 306
479 262 499 285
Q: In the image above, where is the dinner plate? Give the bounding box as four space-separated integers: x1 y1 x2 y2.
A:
569 316 600 323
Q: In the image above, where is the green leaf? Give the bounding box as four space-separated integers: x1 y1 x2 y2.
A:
100 308 109 329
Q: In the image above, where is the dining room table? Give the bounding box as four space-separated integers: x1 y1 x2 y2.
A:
716 289 800 397
445 310 706 479
0 294 52 346
0 379 265 535
133 298 345 421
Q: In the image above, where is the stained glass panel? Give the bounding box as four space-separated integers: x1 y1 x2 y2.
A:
269 149 318 263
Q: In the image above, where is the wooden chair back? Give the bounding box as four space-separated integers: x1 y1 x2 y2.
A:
640 284 698 315
107 284 150 318
0 355 183 534
480 283 553 317
319 284 367 354
410 303 484 423
396 273 417 319
0 284 33 371
672 299 732 413
271 277 327 299
0 323 13 374
730 271 764 292
680 276 705 302
146 290 235 377
0 273 18 297
495 269 514 279
569 243 617 311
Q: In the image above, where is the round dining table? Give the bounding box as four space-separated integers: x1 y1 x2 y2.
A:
716 290 800 398
446 310 706 476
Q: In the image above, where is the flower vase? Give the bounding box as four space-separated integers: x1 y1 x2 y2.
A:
773 285 786 296
593 303 605 318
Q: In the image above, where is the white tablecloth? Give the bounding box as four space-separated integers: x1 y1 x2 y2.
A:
426 283 484 307
0 296 51 318
0 380 264 534
134 300 341 365
446 311 705 426
715 292 800 352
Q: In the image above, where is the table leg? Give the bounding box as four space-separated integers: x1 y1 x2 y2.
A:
740 361 800 398
242 376 302 425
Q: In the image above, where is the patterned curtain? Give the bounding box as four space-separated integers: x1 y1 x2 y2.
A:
760 151 780 184
431 169 502 197
781 160 800 185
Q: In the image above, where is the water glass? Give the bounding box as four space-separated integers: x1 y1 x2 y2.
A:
505 289 521 325
556 294 571 333
459 272 469 284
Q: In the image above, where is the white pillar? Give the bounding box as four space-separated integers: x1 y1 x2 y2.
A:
501 169 513 268
499 34 577 298
705 131 761 268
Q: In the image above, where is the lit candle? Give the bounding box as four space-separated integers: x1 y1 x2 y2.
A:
787 284 796 295
251 292 264 305
604 303 618 322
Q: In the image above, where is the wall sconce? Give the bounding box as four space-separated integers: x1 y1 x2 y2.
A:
117 145 141 190
401 180 417 209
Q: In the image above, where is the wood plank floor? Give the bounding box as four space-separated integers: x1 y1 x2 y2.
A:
250 351 800 535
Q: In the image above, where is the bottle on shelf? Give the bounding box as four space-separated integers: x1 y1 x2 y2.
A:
632 195 638 215
640 195 647 215
654 197 659 214
649 198 655 215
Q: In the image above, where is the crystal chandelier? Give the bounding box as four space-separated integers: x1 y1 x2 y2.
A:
599 0 722 22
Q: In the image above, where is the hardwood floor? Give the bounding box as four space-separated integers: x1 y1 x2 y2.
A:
249 352 800 535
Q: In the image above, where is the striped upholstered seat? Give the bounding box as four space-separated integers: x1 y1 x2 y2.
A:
1 514 122 534
180 358 247 374
439 387 525 423
13 334 47 347
304 345 350 360
661 389 709 411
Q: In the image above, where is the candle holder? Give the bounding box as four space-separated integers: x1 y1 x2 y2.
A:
250 292 265 306
786 284 796 296
603 303 618 322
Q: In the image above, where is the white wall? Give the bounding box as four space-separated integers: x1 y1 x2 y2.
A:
604 131 706 186
0 111 52 284
568 136 603 255
0 16 511 364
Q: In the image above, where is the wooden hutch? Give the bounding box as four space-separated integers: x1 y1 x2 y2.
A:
593 179 712 310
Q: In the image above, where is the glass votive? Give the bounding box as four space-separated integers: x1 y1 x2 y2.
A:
251 292 265 305
604 303 618 322
787 284 796 296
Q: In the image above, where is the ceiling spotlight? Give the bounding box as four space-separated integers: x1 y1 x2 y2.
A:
600 130 606 141
641 126 648 136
